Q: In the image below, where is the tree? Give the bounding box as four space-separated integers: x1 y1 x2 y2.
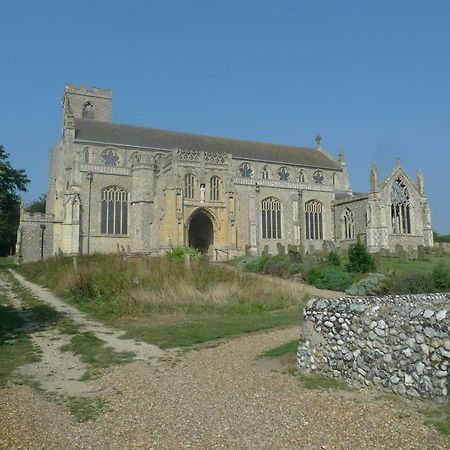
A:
0 145 29 256
346 238 376 273
26 194 46 213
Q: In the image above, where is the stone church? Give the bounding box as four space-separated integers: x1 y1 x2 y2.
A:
16 84 434 262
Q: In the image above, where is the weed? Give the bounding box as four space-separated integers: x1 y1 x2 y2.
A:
259 339 299 358
65 397 109 423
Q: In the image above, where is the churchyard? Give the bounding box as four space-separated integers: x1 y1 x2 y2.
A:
1 247 449 445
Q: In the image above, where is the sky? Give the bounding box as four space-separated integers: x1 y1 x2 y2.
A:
1 0 450 232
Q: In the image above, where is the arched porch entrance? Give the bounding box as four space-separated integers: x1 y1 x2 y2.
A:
188 208 214 254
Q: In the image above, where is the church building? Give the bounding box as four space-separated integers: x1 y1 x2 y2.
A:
16 84 434 262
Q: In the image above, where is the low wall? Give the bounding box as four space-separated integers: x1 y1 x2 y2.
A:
297 294 450 402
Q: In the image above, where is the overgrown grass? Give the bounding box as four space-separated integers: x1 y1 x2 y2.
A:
0 295 41 385
259 339 299 358
287 367 353 391
0 257 16 269
17 255 310 347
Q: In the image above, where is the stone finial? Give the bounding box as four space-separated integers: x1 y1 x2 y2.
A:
315 134 322 147
338 148 345 166
416 169 425 196
370 162 379 193
395 156 401 167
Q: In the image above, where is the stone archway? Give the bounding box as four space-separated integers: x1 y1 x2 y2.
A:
188 209 214 254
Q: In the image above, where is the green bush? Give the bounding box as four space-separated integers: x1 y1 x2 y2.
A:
304 266 353 291
263 256 291 278
165 247 201 263
389 271 436 294
288 262 304 275
431 263 450 290
345 272 386 296
346 239 375 273
326 251 341 266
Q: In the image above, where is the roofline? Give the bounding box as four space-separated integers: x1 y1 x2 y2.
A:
73 138 343 171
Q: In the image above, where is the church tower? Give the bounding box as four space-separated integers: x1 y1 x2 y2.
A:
62 83 113 122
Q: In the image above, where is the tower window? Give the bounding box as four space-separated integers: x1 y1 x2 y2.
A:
83 147 90 164
82 102 94 120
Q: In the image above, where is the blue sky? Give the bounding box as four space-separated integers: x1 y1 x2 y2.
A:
2 1 450 232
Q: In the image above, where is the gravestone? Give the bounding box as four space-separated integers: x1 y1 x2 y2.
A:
262 245 269 257
298 243 306 258
321 241 331 256
277 243 286 256
374 252 382 272
245 244 251 256
408 245 418 260
417 245 425 260
395 244 403 257
399 249 408 263
380 248 390 257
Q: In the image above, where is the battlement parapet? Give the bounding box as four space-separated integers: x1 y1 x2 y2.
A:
65 83 112 99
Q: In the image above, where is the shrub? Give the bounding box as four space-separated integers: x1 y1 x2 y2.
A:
242 256 269 273
389 271 436 294
345 272 386 296
263 256 291 278
346 239 375 273
431 263 450 290
304 266 353 291
165 247 200 263
326 251 341 266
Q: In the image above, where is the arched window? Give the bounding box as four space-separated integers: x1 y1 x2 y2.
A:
261 166 269 179
261 197 282 239
210 176 220 201
102 149 120 166
313 170 324 184
305 200 323 240
83 147 90 164
332 172 337 186
342 207 354 239
100 187 129 235
298 170 305 183
184 173 195 199
239 163 253 178
278 167 290 181
82 102 94 120
391 178 411 234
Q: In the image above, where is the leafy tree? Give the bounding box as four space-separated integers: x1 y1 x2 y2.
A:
0 145 29 256
433 230 450 243
346 238 375 273
26 194 46 213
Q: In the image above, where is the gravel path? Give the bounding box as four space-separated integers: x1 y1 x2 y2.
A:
1 325 448 449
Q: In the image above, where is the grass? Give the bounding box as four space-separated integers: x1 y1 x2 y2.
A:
61 331 134 369
0 256 16 269
259 339 299 358
422 404 450 437
0 295 41 385
65 397 109 423
381 253 450 274
17 255 310 347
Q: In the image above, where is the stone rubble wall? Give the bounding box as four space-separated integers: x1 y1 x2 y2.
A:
297 294 450 402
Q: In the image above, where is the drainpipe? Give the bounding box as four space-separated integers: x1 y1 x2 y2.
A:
86 171 93 254
39 224 46 259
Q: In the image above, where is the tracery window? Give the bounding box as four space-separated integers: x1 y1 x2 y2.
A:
82 102 94 120
83 147 90 164
278 167 290 181
100 186 129 235
391 178 411 234
102 149 120 166
313 170 324 184
261 197 282 239
261 166 269 179
184 173 195 199
239 163 253 178
298 170 305 183
342 207 355 239
305 200 323 240
210 176 220 201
